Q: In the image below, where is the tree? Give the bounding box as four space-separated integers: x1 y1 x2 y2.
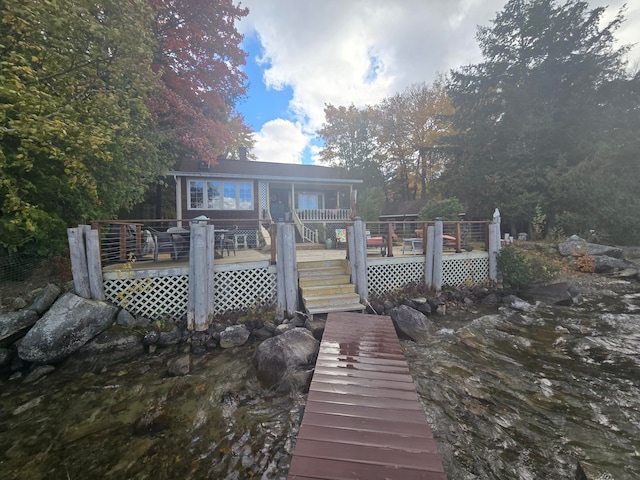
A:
443 0 638 242
149 0 252 164
0 0 166 253
377 79 456 202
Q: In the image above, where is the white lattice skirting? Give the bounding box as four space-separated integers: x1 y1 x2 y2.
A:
103 263 277 320
103 253 488 320
367 252 489 297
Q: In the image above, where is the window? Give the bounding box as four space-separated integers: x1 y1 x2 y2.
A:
298 193 319 210
188 180 253 210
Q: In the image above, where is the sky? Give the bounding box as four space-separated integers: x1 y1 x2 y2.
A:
236 0 640 165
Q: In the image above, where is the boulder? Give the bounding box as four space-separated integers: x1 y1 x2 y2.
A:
0 310 39 347
219 325 250 348
591 255 631 273
11 297 27 310
75 330 144 361
17 293 118 363
158 326 182 347
519 282 583 306
558 236 622 258
389 305 432 342
27 284 62 315
115 309 149 328
253 328 319 393
502 294 534 311
167 354 191 376
304 317 326 340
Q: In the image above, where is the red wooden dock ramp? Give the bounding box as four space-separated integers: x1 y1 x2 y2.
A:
287 311 447 480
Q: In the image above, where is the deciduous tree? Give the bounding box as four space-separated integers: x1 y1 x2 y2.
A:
149 0 252 163
0 0 164 253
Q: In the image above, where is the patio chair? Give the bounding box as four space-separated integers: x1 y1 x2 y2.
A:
222 225 238 256
151 227 189 262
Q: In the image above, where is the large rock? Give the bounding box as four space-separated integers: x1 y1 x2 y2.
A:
0 310 39 347
253 328 319 393
27 284 62 315
558 236 622 258
75 330 144 361
18 293 118 363
389 305 432 342
520 282 583 306
591 255 631 273
219 325 250 348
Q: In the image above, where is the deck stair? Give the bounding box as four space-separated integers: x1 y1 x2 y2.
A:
298 259 364 319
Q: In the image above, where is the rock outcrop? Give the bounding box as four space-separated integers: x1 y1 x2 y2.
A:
253 328 319 393
18 293 118 363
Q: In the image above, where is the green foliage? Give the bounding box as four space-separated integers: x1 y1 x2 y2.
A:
419 197 463 221
498 247 533 290
0 0 251 255
443 0 639 244
356 186 386 221
498 245 559 290
532 204 546 240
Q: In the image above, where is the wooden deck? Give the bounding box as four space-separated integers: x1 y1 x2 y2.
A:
287 312 447 480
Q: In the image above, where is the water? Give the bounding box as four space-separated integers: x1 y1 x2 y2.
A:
2 282 639 479
405 283 640 479
0 345 304 480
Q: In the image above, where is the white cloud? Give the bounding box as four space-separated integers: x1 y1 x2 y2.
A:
239 0 639 163
251 119 309 164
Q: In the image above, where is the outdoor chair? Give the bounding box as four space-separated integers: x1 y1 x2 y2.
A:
222 225 238 256
151 227 189 262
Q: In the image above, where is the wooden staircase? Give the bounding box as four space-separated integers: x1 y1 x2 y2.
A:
298 259 364 319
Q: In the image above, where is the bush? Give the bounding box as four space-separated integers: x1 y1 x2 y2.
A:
498 245 558 290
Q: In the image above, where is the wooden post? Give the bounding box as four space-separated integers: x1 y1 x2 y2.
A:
424 225 435 290
83 225 104 301
433 218 444 293
275 225 286 320
270 223 277 265
187 224 212 331
206 225 216 323
347 224 357 285
386 223 394 257
455 222 462 253
187 225 197 331
353 218 368 302
68 226 91 299
488 222 500 282
282 223 298 317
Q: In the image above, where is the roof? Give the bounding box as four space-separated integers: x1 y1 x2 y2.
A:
169 158 362 185
379 199 426 219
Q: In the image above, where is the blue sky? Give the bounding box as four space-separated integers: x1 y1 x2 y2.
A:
236 0 639 165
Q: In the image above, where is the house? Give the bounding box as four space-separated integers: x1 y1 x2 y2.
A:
168 157 362 244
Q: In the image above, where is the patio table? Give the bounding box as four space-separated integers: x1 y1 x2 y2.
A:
402 237 423 255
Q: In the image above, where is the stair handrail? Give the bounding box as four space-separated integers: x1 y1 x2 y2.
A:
290 209 317 243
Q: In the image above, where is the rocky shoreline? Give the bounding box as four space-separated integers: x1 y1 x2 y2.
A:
1 236 639 390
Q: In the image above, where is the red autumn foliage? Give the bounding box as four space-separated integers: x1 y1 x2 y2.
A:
149 0 249 163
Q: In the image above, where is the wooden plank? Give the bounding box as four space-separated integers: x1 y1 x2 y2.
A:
83 225 105 301
67 226 91 299
288 312 446 479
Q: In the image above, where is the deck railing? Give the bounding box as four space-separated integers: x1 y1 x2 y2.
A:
295 208 351 221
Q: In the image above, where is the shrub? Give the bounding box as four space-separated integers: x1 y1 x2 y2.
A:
498 245 558 289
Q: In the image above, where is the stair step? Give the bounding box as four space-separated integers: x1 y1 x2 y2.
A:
302 292 362 307
298 266 346 278
306 303 365 315
298 259 347 269
301 283 356 297
299 274 351 287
